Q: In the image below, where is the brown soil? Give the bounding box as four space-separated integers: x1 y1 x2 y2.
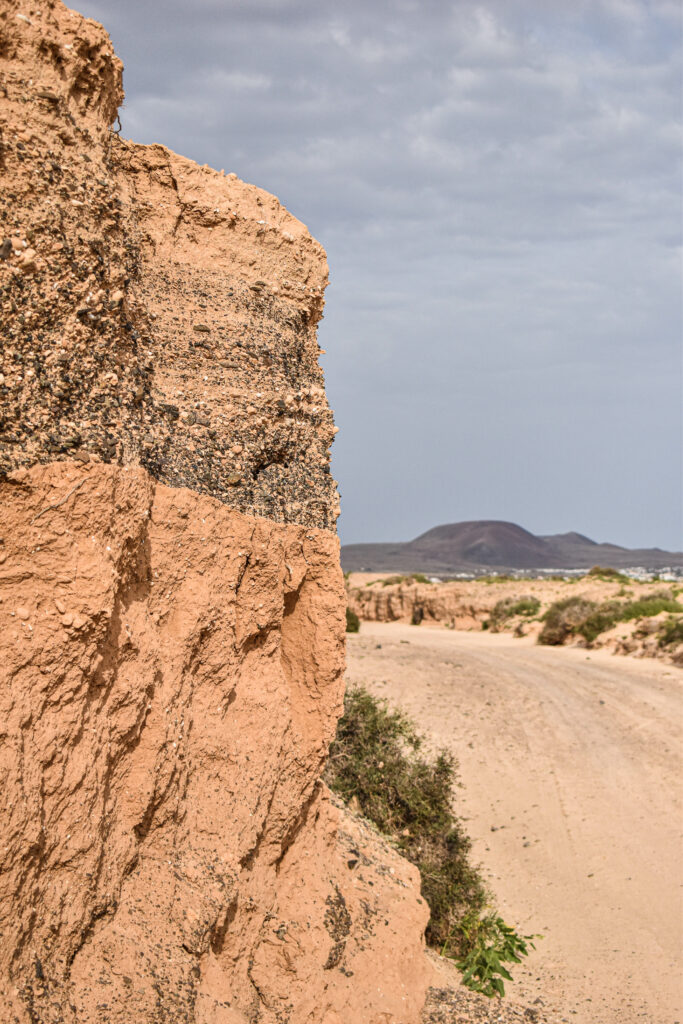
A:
347 622 683 1024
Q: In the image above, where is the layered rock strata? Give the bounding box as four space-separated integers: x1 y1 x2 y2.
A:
0 0 337 529
0 3 431 1022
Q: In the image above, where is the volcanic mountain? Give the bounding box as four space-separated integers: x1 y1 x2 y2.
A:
341 520 683 574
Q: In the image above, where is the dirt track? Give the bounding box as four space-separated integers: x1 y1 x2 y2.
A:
346 623 683 1024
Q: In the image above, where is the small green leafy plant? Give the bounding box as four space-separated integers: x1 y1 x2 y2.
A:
454 912 538 998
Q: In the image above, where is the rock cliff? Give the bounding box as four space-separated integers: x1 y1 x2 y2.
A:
0 3 431 1021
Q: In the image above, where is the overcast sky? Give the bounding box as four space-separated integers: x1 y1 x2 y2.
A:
78 0 682 550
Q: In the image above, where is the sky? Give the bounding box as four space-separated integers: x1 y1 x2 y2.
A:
78 0 682 550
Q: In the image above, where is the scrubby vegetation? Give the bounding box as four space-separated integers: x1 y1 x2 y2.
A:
325 687 486 947
539 591 683 646
586 566 629 582
345 607 360 633
618 592 683 620
658 616 683 649
488 596 541 631
538 596 597 645
369 573 433 587
325 686 535 995
578 603 621 644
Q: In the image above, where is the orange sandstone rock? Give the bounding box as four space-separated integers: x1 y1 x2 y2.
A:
0 1 432 1022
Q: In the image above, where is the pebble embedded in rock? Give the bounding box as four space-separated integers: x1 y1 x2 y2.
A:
17 607 30 620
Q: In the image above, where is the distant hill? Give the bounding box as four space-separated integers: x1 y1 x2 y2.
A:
341 520 683 574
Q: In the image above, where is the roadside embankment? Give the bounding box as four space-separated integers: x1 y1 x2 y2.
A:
346 573 683 663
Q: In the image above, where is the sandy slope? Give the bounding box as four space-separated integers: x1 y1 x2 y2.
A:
346 623 683 1024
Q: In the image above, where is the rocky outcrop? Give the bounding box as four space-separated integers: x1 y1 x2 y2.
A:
347 578 493 630
0 3 431 1022
0 0 337 529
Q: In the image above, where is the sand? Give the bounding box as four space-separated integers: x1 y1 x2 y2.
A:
346 622 683 1024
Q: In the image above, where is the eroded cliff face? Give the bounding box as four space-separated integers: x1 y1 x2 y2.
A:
0 3 431 1022
0 0 337 529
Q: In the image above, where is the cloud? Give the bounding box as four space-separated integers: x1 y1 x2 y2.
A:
80 0 682 549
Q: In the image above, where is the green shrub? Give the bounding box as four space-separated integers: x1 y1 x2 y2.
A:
619 595 682 621
325 687 487 950
539 593 683 646
514 596 542 616
587 566 629 582
658 616 683 649
538 597 596 645
489 596 541 631
381 574 408 586
345 607 360 633
577 603 620 644
325 687 536 995
378 573 432 587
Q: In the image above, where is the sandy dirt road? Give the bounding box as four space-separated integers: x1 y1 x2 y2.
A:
345 623 683 1024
